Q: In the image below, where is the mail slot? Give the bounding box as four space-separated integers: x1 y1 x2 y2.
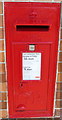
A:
4 2 60 118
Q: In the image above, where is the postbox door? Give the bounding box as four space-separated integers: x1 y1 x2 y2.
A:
12 43 50 111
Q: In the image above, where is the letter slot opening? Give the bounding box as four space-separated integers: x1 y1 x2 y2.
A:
16 25 50 31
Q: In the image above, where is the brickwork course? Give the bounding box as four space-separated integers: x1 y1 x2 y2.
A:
0 1 62 120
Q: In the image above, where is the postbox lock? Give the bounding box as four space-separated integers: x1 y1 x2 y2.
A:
29 44 35 51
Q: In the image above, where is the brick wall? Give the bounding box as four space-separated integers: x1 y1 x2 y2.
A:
0 0 62 120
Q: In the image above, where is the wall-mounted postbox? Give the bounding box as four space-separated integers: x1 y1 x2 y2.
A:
4 2 60 118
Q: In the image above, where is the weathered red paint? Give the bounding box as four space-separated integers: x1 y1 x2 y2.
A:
4 2 60 118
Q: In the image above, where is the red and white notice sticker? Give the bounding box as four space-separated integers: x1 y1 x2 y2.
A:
22 53 41 80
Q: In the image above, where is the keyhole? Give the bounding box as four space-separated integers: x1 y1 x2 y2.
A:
21 83 23 87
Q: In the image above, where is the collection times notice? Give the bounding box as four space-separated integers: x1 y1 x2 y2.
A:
22 53 41 80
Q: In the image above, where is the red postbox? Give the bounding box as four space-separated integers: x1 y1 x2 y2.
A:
4 2 60 118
